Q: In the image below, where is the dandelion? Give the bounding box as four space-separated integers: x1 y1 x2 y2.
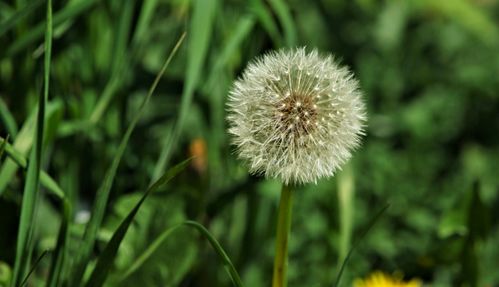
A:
227 47 366 185
354 271 422 287
226 47 366 287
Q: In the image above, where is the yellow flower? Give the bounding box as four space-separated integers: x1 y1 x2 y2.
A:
354 271 422 287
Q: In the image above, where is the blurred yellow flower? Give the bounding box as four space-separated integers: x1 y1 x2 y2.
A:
354 271 422 287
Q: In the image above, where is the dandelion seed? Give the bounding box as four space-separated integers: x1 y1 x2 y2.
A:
226 47 366 184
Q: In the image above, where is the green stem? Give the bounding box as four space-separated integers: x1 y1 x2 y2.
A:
272 184 293 287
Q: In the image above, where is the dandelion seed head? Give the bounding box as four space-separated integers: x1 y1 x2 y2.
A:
227 47 366 184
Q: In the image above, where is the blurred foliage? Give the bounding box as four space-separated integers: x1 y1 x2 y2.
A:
1 0 499 286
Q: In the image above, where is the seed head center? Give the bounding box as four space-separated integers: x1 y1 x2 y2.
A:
276 93 317 136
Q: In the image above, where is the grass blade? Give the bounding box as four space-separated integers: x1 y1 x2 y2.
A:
116 224 182 282
117 220 244 287
10 0 52 285
71 32 186 283
184 221 244 287
249 0 282 46
0 101 63 196
333 203 390 287
132 0 160 47
84 158 192 287
0 0 44 37
152 0 217 181
0 98 18 137
46 199 72 287
337 165 354 265
0 137 65 199
19 249 50 287
0 135 8 160
211 15 255 74
89 0 134 124
268 0 297 47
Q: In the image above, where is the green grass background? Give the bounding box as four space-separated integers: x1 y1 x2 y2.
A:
1 0 499 286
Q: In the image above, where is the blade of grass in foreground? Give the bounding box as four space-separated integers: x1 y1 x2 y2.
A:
20 249 50 287
184 221 244 287
10 0 52 285
116 220 244 287
71 32 186 284
84 159 192 287
333 203 390 287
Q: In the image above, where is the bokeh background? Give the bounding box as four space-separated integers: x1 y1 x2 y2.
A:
1 0 499 286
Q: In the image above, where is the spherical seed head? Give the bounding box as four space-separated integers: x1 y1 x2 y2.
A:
226 48 366 185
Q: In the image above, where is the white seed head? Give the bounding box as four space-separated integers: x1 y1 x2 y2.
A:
226 47 366 185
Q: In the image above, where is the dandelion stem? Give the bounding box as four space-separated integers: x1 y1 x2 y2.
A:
272 183 293 287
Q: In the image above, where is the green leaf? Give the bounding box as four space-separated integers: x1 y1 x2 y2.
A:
152 0 217 181
71 32 186 284
10 0 52 285
83 158 192 287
